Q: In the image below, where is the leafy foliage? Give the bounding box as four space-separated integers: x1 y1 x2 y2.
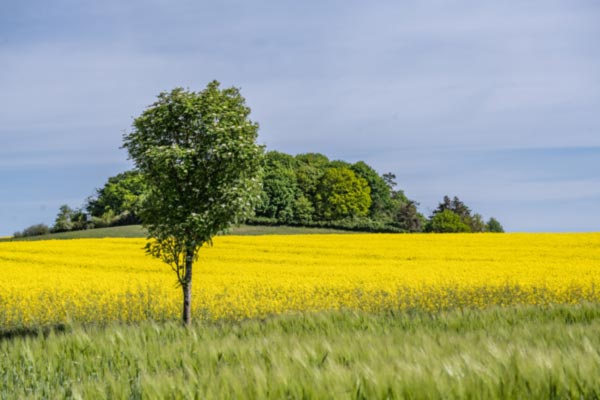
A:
486 217 505 233
391 199 425 232
86 170 146 224
53 205 75 232
426 209 471 233
434 196 472 221
430 195 492 232
255 152 298 223
294 153 328 202
470 213 487 233
350 161 394 221
314 167 371 220
52 205 88 233
36 123 504 236
13 223 50 238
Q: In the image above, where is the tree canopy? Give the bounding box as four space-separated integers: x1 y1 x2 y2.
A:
486 217 505 233
314 167 371 220
350 161 393 220
86 170 145 225
47 120 505 237
426 195 503 233
426 209 471 233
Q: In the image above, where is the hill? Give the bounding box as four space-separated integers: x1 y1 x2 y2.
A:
0 224 351 241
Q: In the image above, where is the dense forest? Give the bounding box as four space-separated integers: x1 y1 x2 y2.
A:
15 151 503 237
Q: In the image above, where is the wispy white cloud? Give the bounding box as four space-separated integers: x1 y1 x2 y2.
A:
0 0 599 234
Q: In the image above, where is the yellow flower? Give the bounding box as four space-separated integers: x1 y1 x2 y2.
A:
0 233 599 329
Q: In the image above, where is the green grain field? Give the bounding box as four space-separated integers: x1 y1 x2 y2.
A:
2 305 600 399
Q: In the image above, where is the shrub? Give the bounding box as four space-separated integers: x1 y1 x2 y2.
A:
426 210 471 233
14 224 50 238
486 217 505 233
245 217 405 233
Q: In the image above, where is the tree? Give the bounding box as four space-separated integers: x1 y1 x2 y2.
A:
486 217 505 233
426 209 471 233
295 153 330 168
264 150 297 170
432 195 484 231
328 159 352 169
314 167 371 220
434 196 472 220
255 152 300 223
53 204 74 232
53 204 88 232
53 205 88 232
86 170 146 224
470 213 486 233
13 223 50 238
392 200 425 232
122 81 264 325
292 195 314 223
382 172 397 190
350 161 393 221
294 153 329 203
255 166 297 222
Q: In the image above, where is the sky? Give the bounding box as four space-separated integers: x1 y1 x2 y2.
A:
1 0 599 235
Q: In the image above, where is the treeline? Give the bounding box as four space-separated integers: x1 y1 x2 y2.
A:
250 152 421 232
249 151 502 233
14 151 504 237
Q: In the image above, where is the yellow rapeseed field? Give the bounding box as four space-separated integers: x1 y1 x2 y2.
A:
1 233 599 329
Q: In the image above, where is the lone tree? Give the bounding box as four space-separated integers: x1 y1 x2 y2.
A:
122 81 264 325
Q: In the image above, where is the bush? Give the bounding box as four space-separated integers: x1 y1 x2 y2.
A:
425 210 471 233
14 224 50 238
486 217 505 233
91 211 140 229
245 217 406 233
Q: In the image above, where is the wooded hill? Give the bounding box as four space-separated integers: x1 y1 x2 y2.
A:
15 151 503 237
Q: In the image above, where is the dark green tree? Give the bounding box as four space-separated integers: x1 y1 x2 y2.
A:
432 195 484 231
295 153 330 167
470 213 486 233
264 150 297 170
86 170 146 224
14 223 50 238
122 81 264 325
314 167 371 220
382 172 397 190
350 161 393 221
392 200 425 232
294 153 329 203
328 159 352 169
434 196 471 221
486 217 505 233
262 151 318 223
292 195 314 223
255 166 297 222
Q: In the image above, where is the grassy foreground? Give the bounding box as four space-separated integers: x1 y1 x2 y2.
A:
2 305 600 399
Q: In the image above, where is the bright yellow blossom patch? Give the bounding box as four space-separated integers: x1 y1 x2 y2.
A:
1 233 599 329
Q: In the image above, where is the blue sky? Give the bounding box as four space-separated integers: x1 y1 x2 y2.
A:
1 0 599 235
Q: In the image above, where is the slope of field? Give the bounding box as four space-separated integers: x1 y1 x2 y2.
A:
0 224 350 241
1 233 599 332
2 306 600 398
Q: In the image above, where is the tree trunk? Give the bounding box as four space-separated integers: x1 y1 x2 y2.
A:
182 248 194 325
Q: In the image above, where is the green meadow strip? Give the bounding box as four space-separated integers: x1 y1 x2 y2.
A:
1 305 600 399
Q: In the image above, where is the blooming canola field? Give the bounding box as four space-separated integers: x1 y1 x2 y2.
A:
1 233 599 330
